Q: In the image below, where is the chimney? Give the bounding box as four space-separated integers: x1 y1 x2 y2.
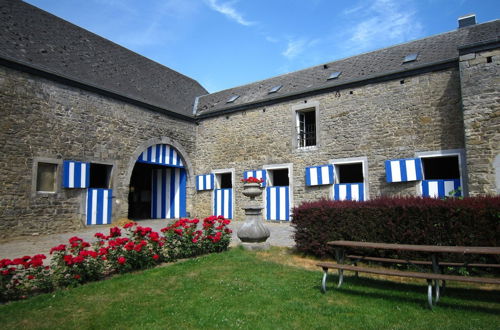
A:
458 14 476 28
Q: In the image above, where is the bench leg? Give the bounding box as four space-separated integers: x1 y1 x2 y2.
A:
321 268 328 293
338 269 344 288
427 280 434 309
433 280 440 303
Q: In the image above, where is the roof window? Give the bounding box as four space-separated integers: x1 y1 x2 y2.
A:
327 71 341 80
268 85 282 94
227 95 239 103
403 53 418 63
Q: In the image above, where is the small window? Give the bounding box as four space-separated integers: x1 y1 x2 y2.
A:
219 173 232 189
422 156 460 180
227 95 239 103
89 163 112 188
403 53 418 63
269 85 282 94
268 169 289 187
296 109 316 148
335 163 363 183
327 71 341 80
36 162 57 192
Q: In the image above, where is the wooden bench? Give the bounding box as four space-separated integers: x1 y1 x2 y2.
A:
318 241 500 309
317 262 500 308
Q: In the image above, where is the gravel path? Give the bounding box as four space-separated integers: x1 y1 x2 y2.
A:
0 220 295 261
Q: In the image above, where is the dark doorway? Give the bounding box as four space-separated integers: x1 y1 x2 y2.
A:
89 163 112 188
128 163 156 219
270 169 289 186
336 163 363 183
219 173 232 188
422 156 460 180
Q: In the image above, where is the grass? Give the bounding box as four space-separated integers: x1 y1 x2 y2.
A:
0 247 499 329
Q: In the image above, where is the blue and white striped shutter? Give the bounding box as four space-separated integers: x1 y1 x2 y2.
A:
305 165 334 186
421 179 461 198
137 144 184 167
266 186 290 221
63 161 89 188
196 174 215 191
243 170 266 187
385 158 423 182
151 168 187 219
214 188 232 219
333 183 364 201
86 189 112 225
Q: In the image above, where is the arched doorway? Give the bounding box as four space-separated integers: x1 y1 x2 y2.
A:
128 144 187 220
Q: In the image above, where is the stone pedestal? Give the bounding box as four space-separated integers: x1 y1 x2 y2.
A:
237 182 270 250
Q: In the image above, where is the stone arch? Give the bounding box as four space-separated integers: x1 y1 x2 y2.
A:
124 136 194 190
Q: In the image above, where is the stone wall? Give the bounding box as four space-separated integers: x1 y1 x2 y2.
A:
0 66 197 237
193 68 465 221
460 47 500 195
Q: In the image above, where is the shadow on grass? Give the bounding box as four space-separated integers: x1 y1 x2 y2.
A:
318 275 500 314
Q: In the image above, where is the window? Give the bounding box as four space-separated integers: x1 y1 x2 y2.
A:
214 171 233 189
36 162 57 193
421 156 460 180
296 109 316 148
335 163 363 183
218 173 232 189
89 163 112 188
268 169 289 186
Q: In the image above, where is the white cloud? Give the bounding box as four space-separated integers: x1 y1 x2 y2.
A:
345 0 424 52
282 38 320 59
204 0 255 26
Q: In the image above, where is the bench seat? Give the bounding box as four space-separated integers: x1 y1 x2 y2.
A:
346 255 500 269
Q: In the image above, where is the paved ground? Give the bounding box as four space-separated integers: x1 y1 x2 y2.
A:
0 220 295 261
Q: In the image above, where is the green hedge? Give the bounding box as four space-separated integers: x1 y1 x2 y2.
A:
292 196 500 259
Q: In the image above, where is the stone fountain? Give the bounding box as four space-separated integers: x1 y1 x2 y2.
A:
237 182 270 250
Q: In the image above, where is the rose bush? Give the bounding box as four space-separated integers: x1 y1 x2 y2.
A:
1 216 232 302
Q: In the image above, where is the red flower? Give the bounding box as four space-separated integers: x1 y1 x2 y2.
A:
241 176 264 183
50 244 67 254
152 254 159 260
174 229 183 236
109 227 121 237
73 274 81 280
1 270 10 276
123 222 136 229
117 257 126 265
27 275 35 280
94 232 106 239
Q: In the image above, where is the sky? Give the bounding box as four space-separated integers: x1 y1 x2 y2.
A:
24 0 500 93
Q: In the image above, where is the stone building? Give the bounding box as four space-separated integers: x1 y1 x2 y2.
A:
0 0 499 237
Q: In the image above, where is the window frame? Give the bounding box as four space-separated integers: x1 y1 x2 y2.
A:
329 157 369 201
211 168 235 219
415 149 467 197
292 101 319 150
32 157 62 196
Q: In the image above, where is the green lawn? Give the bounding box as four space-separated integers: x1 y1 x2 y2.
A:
0 247 498 329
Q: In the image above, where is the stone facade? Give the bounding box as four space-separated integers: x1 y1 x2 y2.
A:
193 68 465 221
0 66 197 238
0 2 498 237
460 47 500 195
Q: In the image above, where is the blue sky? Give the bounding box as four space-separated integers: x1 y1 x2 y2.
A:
25 0 499 93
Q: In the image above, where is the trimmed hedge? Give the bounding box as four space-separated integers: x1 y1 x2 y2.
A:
292 196 500 259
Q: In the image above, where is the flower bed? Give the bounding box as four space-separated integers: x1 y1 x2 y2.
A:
0 216 232 302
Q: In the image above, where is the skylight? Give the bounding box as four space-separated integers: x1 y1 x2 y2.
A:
227 95 239 103
268 85 282 94
327 71 341 80
403 53 418 63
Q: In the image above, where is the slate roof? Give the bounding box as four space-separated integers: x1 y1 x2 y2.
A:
0 0 207 117
196 19 499 116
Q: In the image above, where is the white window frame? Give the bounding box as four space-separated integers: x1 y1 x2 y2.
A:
416 149 467 197
292 101 319 150
329 157 369 201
